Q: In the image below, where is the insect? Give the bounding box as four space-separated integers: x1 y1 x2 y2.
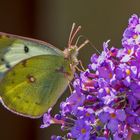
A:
0 23 89 118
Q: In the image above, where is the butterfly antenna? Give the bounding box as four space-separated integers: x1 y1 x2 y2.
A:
68 23 81 48
77 40 89 51
68 23 75 46
88 40 100 54
76 35 100 54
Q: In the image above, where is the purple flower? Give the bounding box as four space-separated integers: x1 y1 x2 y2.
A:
76 107 95 123
106 109 126 133
122 14 140 49
60 90 85 115
96 137 107 140
98 112 110 123
71 119 91 140
40 108 53 128
41 14 140 140
129 14 139 27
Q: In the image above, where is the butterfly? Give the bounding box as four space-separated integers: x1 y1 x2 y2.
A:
0 23 89 118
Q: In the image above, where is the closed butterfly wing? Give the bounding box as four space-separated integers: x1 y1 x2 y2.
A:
0 55 73 118
0 32 63 80
0 24 88 118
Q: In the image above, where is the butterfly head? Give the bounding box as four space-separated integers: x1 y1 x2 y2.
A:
63 23 89 71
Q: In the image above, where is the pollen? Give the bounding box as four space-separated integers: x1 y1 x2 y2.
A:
86 113 90 117
127 49 131 54
105 87 110 94
110 113 116 118
109 73 113 78
81 128 86 134
126 69 131 75
133 34 138 39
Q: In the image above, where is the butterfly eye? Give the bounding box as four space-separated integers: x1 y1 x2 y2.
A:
24 46 29 53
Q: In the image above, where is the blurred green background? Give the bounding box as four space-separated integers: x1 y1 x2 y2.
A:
0 0 140 139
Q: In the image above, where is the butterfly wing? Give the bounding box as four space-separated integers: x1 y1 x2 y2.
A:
0 32 63 80
0 55 73 118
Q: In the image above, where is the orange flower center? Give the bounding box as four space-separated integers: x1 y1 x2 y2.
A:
109 73 113 78
110 113 116 118
126 69 131 75
86 113 90 117
81 128 86 134
105 87 110 94
133 34 138 39
127 49 131 54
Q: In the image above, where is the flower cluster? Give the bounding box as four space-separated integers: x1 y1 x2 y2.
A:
41 14 140 140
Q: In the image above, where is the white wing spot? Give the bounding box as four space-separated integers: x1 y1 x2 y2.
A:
27 75 36 83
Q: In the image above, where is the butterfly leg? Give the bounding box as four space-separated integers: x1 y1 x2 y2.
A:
75 60 85 72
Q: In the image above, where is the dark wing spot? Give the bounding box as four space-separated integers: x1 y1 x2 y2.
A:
5 63 11 68
35 102 40 105
24 100 29 103
12 71 16 75
24 46 29 53
16 96 21 99
22 60 27 67
11 80 15 84
1 58 5 62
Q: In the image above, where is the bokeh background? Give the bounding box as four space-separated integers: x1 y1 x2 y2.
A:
0 0 140 139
